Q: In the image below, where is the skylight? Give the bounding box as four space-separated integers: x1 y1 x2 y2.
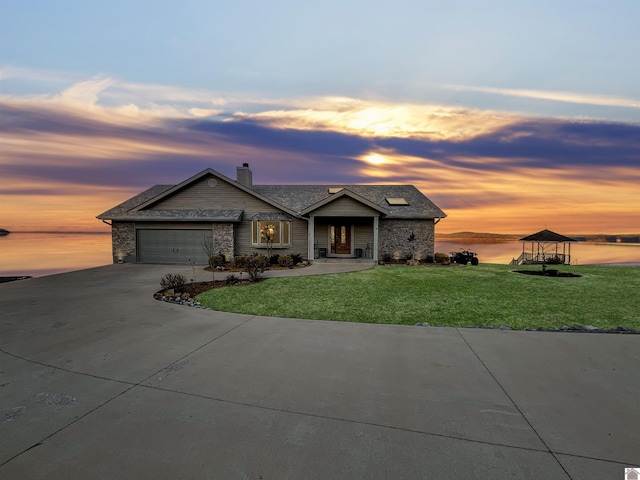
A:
386 197 409 206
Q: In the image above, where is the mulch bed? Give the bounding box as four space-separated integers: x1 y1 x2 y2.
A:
179 278 262 296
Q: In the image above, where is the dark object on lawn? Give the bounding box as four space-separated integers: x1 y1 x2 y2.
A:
450 250 479 265
513 269 581 277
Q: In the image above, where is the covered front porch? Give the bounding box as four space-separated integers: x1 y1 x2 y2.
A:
302 188 388 263
308 216 379 262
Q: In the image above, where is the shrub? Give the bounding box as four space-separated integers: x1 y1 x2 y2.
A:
278 255 294 268
424 254 435 263
226 274 240 285
245 255 269 281
290 253 303 264
269 254 280 265
435 252 450 264
160 273 186 290
208 254 225 269
234 256 249 269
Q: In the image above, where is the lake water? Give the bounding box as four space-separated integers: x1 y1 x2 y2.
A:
0 232 113 278
436 240 640 266
1 232 639 278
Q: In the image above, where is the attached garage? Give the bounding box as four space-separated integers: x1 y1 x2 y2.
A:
137 229 211 264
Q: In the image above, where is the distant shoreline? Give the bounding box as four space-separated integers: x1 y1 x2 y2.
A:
436 232 640 244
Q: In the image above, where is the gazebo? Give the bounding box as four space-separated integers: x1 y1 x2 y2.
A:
511 229 576 265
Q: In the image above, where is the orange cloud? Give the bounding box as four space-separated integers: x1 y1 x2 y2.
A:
354 151 640 234
2 72 639 235
232 98 521 141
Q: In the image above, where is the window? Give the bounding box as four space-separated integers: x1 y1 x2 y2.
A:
252 221 291 247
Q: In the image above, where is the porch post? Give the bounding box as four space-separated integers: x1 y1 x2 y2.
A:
373 215 379 262
307 215 315 262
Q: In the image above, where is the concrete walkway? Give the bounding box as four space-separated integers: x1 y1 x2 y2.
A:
0 263 638 479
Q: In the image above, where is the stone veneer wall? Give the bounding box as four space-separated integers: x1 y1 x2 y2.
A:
378 219 435 261
213 223 234 261
112 222 136 263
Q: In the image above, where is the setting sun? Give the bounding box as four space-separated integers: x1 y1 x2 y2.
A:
363 153 387 165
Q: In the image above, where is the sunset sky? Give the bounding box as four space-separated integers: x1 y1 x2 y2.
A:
1 0 639 234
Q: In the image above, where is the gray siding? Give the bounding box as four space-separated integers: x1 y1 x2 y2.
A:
234 218 308 258
145 176 309 259
354 223 374 251
311 197 380 217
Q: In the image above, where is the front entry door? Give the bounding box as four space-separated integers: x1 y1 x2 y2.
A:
330 224 352 255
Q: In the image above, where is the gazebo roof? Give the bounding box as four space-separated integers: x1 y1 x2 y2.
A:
519 229 576 242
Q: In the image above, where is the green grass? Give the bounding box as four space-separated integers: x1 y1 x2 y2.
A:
195 264 640 330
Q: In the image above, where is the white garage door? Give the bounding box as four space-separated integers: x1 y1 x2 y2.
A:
137 229 211 264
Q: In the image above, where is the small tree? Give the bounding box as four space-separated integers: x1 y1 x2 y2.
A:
202 236 216 281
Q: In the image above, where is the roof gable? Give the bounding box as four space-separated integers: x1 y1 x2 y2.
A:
131 168 298 217
300 188 389 216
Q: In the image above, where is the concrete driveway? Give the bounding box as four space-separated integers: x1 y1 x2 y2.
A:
1 264 638 479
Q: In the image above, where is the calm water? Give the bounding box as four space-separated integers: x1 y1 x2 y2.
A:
1 232 639 278
0 232 112 278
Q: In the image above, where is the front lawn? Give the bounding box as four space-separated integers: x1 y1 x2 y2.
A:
195 264 640 330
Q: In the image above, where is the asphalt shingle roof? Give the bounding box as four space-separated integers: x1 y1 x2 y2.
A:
97 185 174 219
253 184 446 219
97 176 446 221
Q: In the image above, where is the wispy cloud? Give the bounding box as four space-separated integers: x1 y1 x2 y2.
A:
443 84 640 109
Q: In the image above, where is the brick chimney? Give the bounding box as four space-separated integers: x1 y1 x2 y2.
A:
236 163 253 189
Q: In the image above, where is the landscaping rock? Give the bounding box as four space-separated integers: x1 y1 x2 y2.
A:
499 325 512 330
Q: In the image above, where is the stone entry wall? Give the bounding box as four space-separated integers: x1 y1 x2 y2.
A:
378 219 435 261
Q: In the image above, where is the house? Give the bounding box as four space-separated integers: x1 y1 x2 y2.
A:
97 164 446 265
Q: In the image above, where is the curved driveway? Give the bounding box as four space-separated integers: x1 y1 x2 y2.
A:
1 263 639 479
